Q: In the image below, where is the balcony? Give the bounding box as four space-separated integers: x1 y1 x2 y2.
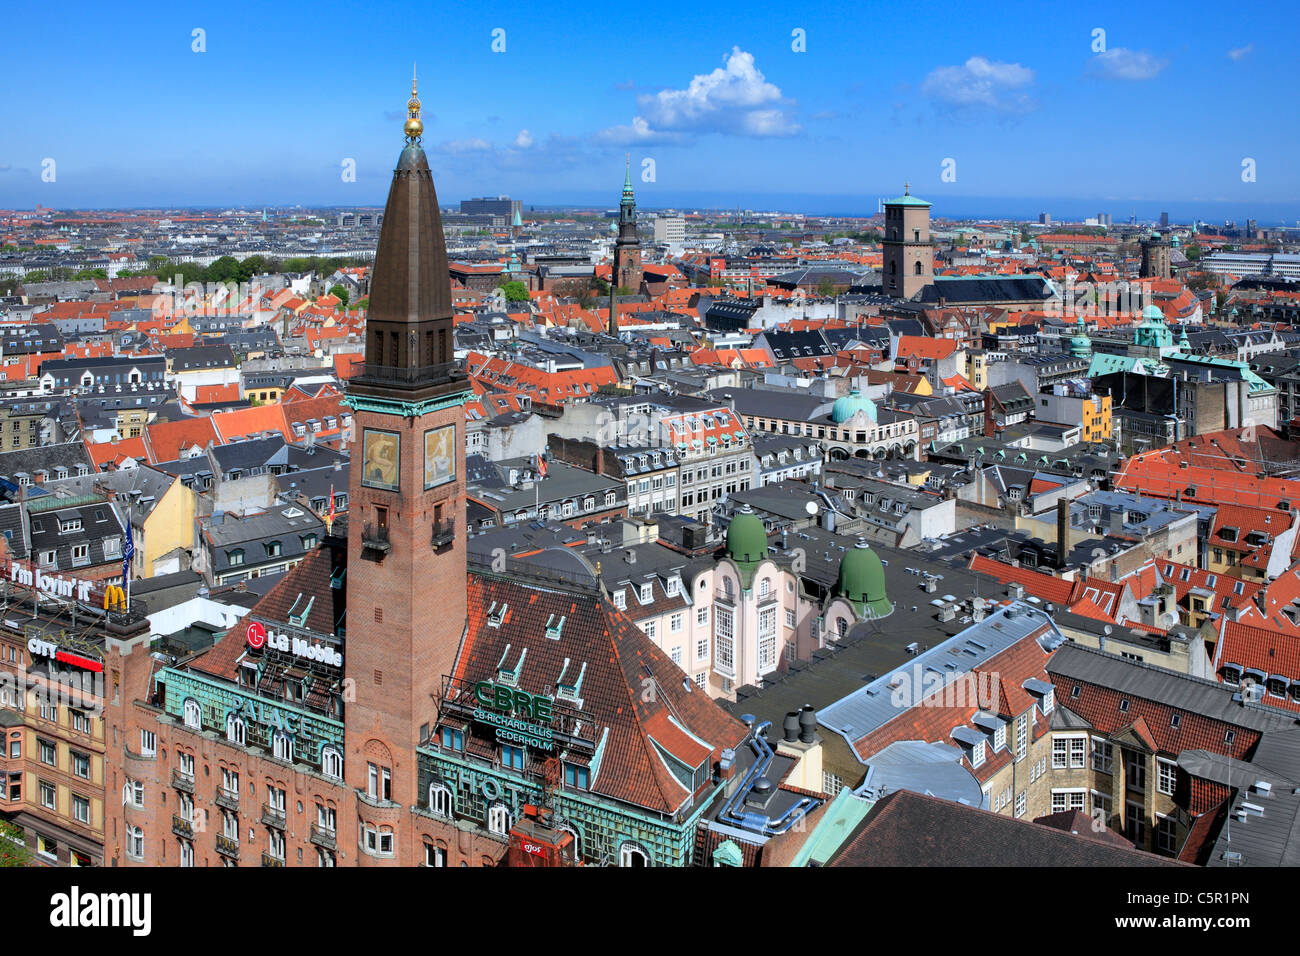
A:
171 769 194 794
261 804 287 829
361 523 391 558
430 516 455 550
261 852 285 868
171 814 195 840
215 788 239 811
215 834 239 860
310 824 337 851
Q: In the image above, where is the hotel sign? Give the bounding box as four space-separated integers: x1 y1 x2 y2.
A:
472 681 555 751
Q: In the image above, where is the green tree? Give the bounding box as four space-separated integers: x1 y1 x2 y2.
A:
816 277 836 297
0 822 31 867
73 268 108 280
1183 243 1201 261
328 284 350 308
498 280 530 302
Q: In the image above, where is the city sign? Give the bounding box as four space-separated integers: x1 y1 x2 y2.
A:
27 636 104 672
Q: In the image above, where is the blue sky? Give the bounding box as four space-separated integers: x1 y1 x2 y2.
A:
2 0 1297 221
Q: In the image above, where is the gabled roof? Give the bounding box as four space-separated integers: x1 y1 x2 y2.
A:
454 573 747 815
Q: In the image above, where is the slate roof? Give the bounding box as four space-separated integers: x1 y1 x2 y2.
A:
827 789 1181 867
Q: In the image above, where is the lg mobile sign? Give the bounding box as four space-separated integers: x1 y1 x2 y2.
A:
245 621 342 668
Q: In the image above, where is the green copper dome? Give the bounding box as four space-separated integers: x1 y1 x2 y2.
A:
725 507 767 565
837 539 893 620
831 387 876 424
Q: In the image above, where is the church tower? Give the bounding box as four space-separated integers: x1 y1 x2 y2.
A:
882 184 934 299
342 71 470 860
609 157 643 335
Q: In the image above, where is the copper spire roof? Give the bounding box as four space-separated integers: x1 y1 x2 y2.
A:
352 79 461 394
366 147 453 331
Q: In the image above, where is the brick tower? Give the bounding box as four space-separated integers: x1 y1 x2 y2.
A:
882 183 934 299
609 157 643 335
343 72 470 862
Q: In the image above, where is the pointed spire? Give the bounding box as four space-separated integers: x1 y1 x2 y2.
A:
404 64 423 142
624 153 632 188
354 80 454 389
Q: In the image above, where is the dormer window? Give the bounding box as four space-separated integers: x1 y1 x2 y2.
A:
613 590 626 610
639 583 652 604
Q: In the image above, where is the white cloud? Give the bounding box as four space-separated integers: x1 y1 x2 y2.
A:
1227 43 1254 61
1089 48 1168 80
597 47 798 142
440 138 492 153
921 56 1035 111
513 129 534 148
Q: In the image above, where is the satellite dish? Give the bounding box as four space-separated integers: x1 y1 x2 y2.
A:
805 500 820 516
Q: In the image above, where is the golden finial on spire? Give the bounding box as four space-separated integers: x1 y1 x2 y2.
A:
404 62 423 141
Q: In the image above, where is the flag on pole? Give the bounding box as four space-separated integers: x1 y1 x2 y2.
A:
536 453 548 478
122 519 134 580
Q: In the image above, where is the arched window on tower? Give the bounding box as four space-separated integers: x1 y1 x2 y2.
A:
914 261 923 275
889 261 897 275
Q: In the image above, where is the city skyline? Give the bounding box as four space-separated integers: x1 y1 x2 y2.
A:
2 0 1294 216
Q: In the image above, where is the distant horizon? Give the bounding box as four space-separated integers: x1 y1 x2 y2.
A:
8 193 1299 228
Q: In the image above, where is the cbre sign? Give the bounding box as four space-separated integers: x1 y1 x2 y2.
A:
472 681 555 751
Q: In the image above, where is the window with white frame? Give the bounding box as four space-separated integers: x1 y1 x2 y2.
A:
613 590 626 610
321 746 342 780
643 620 657 641
1091 790 1112 826
696 606 708 627
183 698 201 730
1157 758 1176 795
1014 790 1027 818
670 612 683 633
127 826 144 859
226 714 246 747
714 606 735 675
425 842 447 867
124 778 144 808
757 605 777 672
1051 789 1086 813
272 731 293 762
618 842 649 867
785 608 796 628
1091 737 1113 773
140 730 156 756
1155 815 1178 854
487 803 511 836
1015 713 1027 761
993 723 1006 751
972 741 986 767
429 784 453 818
1053 735 1086 769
